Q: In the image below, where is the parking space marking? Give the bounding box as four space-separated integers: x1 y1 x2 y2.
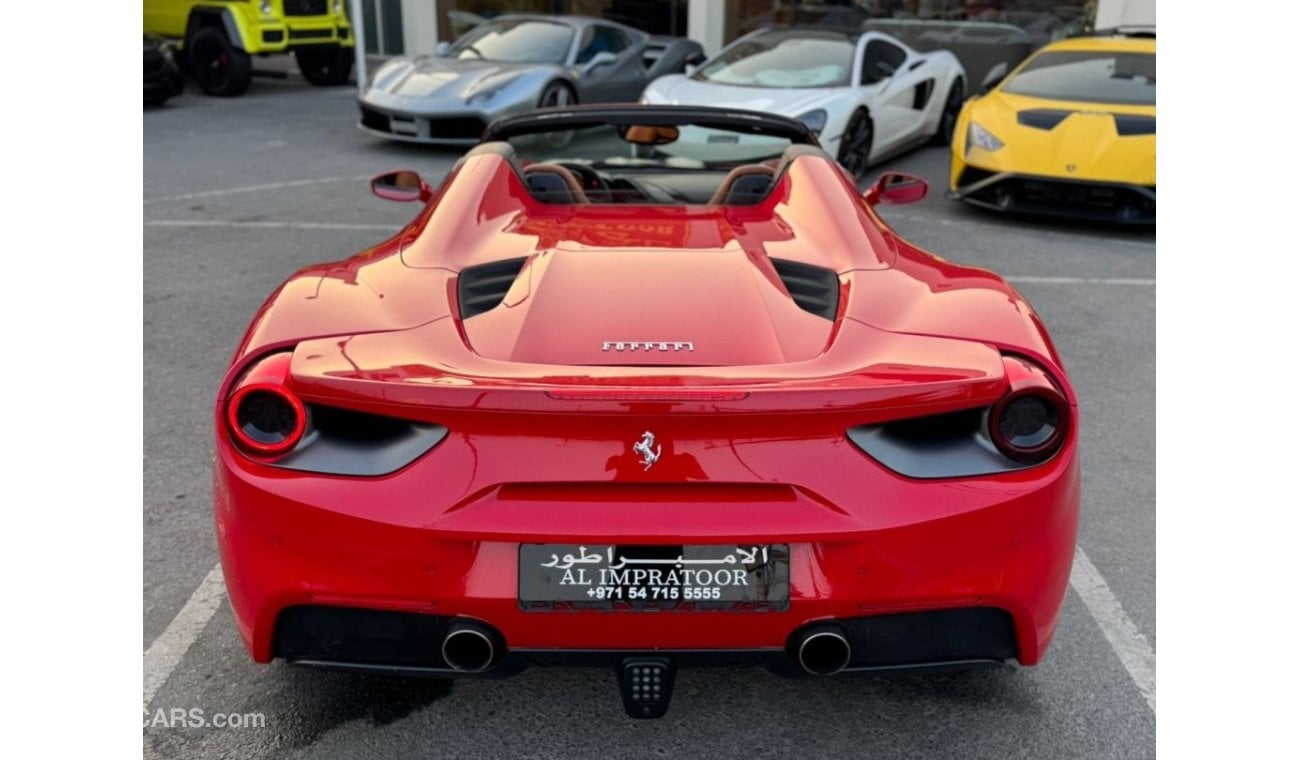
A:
146 220 398 232
144 175 370 205
146 549 1155 712
1070 546 1157 712
1008 276 1156 286
883 211 1157 250
143 563 225 706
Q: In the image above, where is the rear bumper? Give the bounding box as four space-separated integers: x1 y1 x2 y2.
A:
273 605 1018 677
951 166 1155 224
213 429 1081 671
356 102 487 145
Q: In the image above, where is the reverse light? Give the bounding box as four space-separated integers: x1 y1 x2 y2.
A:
225 353 306 457
987 356 1068 464
796 109 828 134
967 121 1004 153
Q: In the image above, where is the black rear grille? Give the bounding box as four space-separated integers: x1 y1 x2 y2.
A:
770 259 840 320
429 116 486 140
359 106 391 133
457 258 527 319
283 0 328 16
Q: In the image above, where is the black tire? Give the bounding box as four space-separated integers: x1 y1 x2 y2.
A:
932 78 964 146
836 109 873 185
537 82 577 148
296 47 354 86
187 27 252 97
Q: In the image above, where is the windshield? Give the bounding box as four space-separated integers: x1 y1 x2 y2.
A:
693 31 855 89
504 122 800 205
448 19 574 64
1003 50 1155 106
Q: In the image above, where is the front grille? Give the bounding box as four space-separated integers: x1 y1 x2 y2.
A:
770 259 840 320
288 28 333 40
262 30 285 43
963 174 1155 223
359 106 391 133
458 257 528 319
283 0 328 16
957 166 996 188
429 116 486 140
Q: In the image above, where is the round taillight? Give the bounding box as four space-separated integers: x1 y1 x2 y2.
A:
989 389 1067 463
226 382 306 456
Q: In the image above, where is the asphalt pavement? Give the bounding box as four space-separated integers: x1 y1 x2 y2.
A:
144 71 1155 759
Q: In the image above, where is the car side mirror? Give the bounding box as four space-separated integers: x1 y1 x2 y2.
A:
581 51 618 75
863 172 928 206
435 41 451 57
981 62 1008 93
371 170 432 202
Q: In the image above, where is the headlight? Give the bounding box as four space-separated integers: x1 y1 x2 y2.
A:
797 109 827 134
967 121 1004 153
465 72 524 102
259 0 273 16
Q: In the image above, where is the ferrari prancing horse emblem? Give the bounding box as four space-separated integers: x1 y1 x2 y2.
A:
632 431 661 471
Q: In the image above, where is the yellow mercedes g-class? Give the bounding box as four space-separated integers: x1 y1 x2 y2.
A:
143 1 354 97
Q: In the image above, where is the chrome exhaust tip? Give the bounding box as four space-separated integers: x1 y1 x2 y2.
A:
795 629 852 676
441 623 500 673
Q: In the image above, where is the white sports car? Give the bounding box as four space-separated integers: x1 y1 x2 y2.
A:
642 27 966 182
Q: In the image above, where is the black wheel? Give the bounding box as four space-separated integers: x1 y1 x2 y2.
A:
537 82 577 149
187 27 252 97
296 47 354 86
932 78 964 146
836 110 873 185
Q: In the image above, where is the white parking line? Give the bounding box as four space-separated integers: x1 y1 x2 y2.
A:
144 549 1156 712
145 220 398 232
143 175 370 205
1070 546 1157 712
143 563 225 706
1008 276 1156 286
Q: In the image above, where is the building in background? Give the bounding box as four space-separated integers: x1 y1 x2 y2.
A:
358 0 1151 61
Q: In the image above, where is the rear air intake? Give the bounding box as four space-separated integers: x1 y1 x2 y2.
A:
457 257 527 319
771 259 840 320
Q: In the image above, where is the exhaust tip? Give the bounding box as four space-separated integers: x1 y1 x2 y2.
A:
441 624 499 673
796 629 851 676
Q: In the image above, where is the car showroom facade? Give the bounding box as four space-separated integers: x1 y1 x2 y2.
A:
353 0 1154 59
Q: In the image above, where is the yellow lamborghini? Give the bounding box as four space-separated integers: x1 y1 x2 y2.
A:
950 32 1155 223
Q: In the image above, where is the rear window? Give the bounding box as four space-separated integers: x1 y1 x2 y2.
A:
1003 51 1155 106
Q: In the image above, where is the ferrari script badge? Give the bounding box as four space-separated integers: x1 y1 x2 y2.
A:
603 341 694 352
632 431 662 471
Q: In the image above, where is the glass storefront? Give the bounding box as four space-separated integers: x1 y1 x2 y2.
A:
434 0 689 42
722 1 1098 90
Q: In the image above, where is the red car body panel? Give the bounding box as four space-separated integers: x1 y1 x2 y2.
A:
215 130 1080 688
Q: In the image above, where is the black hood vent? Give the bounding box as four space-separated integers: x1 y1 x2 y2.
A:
1114 114 1156 136
457 257 527 319
1016 109 1072 130
771 259 840 320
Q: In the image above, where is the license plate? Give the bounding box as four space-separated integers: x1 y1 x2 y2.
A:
518 544 789 611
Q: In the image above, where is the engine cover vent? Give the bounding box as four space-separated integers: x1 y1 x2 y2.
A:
770 259 840 320
458 257 527 319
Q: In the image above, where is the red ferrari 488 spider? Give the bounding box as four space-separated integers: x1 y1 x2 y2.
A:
214 106 1079 718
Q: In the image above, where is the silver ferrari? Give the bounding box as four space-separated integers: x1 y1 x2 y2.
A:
357 15 704 145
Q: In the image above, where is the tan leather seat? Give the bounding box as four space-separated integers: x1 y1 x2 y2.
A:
522 163 590 204
708 164 777 205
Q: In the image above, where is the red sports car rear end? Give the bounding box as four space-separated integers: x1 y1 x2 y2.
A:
213 107 1079 718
